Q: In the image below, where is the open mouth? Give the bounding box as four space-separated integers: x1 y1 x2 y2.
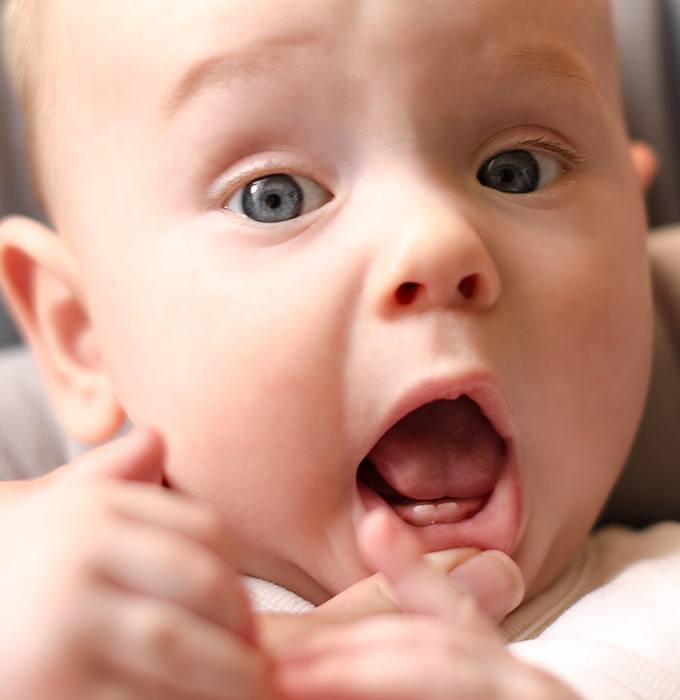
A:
357 391 520 553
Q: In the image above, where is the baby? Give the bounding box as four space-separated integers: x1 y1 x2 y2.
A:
1 0 679 698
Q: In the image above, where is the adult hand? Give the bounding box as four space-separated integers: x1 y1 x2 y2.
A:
0 426 275 700
276 507 580 700
261 515 523 657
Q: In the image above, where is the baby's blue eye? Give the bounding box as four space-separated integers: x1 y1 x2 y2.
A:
477 149 562 194
226 173 331 223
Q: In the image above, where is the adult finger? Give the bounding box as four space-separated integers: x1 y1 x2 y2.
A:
93 673 223 700
357 508 513 637
97 481 238 565
261 550 482 656
276 617 465 700
83 587 276 700
80 480 254 642
54 425 165 486
447 550 524 622
316 544 520 625
95 517 254 642
373 547 522 623
280 614 455 661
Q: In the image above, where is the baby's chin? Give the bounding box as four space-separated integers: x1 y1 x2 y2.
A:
512 522 595 605
238 535 372 607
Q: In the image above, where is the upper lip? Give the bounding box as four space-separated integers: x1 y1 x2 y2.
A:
358 368 519 470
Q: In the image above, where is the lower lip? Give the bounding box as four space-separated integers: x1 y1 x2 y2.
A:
357 452 521 556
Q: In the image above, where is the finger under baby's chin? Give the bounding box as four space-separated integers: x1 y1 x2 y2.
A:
276 614 455 665
275 642 476 700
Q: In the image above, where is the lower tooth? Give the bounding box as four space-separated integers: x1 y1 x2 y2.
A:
437 501 464 519
410 504 437 525
393 498 484 526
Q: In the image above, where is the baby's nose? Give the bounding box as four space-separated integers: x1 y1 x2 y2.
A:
369 189 501 316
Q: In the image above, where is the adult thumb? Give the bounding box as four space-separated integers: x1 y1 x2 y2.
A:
359 508 524 625
52 424 165 486
446 549 524 622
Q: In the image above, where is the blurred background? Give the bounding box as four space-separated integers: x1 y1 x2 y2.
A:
0 8 41 347
1 0 680 347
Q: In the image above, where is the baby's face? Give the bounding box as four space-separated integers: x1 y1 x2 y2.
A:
45 0 652 603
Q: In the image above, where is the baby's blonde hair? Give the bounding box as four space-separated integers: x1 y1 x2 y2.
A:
3 0 38 111
3 0 50 209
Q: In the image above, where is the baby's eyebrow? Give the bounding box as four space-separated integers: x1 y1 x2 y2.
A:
160 32 317 121
492 43 603 98
160 39 602 122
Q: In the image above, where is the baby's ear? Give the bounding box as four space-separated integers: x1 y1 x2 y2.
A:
629 140 658 193
0 216 125 445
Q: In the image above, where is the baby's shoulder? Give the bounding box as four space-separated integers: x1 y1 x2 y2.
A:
587 520 680 587
503 522 680 643
509 524 680 697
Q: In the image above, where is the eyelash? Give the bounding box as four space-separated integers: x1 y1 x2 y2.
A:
214 156 322 207
216 136 583 209
487 137 584 168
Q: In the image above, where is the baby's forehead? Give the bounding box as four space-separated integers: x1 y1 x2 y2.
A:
58 0 617 97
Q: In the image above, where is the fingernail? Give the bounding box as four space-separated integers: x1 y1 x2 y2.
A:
449 550 524 621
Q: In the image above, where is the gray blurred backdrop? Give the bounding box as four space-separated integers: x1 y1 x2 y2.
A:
0 9 42 347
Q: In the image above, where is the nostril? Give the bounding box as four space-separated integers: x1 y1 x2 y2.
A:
396 282 420 305
458 274 477 299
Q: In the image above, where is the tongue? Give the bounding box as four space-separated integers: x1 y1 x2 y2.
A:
366 397 505 501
